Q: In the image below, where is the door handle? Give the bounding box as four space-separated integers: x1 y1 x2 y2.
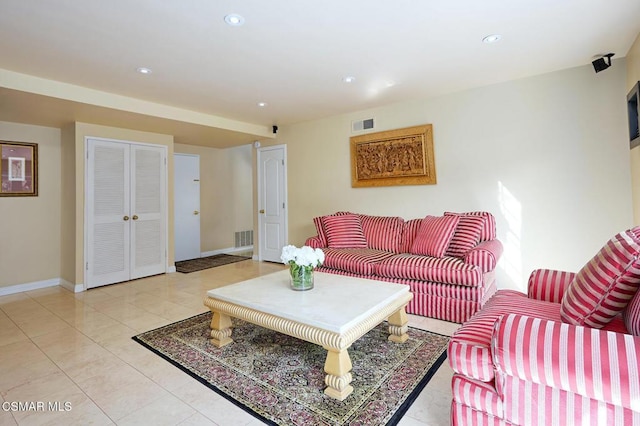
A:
132 215 139 220
193 210 199 215
259 209 265 214
123 216 130 221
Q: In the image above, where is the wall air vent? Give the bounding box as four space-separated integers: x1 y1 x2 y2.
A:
234 230 253 248
351 118 375 133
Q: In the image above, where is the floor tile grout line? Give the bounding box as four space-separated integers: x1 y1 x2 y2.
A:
20 284 222 425
10 290 122 425
43 291 207 424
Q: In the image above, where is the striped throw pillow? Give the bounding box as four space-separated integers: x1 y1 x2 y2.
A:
410 215 460 257
360 215 404 253
445 215 485 258
623 290 640 336
312 216 328 247
321 214 367 249
445 211 495 241
313 211 353 247
401 219 423 253
560 228 640 328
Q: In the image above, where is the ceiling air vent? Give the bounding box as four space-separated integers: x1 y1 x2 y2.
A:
351 118 375 133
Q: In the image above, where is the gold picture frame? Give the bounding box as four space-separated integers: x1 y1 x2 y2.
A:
350 124 436 187
0 141 38 196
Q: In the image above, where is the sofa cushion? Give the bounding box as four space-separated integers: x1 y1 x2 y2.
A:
445 211 496 241
312 216 328 247
321 248 395 276
359 215 404 253
313 211 353 247
560 228 640 328
375 254 482 286
449 289 630 384
448 290 562 382
401 219 422 253
410 215 460 257
445 215 485 258
321 214 367 249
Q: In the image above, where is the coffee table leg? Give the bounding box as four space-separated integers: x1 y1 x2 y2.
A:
388 306 409 343
209 310 233 348
323 348 353 401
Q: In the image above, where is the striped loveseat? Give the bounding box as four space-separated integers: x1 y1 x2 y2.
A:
304 211 503 323
448 227 640 425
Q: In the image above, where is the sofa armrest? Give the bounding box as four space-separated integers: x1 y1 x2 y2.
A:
492 313 640 411
464 240 503 272
304 236 325 249
527 269 576 303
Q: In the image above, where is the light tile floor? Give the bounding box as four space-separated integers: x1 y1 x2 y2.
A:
0 260 459 425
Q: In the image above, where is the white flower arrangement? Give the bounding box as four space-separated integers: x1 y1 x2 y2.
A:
281 245 325 268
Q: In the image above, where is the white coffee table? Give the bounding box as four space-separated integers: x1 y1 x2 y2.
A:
203 269 412 401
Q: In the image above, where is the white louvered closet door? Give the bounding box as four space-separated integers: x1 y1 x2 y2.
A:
87 140 131 287
86 139 166 288
130 145 165 279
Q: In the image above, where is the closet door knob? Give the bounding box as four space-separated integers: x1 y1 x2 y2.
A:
132 215 139 220
123 216 130 221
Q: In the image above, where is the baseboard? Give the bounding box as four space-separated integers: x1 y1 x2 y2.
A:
201 246 253 257
167 266 177 273
0 278 62 296
60 279 84 293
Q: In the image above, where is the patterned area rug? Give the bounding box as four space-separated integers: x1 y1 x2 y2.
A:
133 312 449 426
175 254 250 273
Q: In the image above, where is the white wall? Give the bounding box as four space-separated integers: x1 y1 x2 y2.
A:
278 61 633 292
228 144 254 234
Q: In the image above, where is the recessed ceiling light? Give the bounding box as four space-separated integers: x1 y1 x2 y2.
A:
257 102 268 107
137 67 152 74
224 14 245 26
343 76 356 83
482 34 502 44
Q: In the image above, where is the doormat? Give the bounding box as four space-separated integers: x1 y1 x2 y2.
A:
132 312 449 426
175 254 250 273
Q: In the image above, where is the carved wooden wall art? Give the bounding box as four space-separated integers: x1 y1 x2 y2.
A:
350 124 435 187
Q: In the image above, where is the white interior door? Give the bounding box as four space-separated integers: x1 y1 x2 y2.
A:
258 145 287 263
87 140 130 287
131 145 166 279
86 138 166 288
174 154 201 262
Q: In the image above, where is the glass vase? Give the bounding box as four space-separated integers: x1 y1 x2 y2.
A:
289 264 314 291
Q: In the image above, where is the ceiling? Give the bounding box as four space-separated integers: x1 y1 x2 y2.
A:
1 0 639 147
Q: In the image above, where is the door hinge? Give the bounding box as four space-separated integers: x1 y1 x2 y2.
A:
86 262 88 271
282 159 284 165
283 202 285 209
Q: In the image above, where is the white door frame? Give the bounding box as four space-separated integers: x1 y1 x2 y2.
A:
257 144 288 262
83 136 169 290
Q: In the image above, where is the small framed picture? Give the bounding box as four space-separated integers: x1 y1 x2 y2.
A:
1 141 38 196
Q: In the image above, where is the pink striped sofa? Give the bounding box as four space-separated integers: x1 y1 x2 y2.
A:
304 211 503 323
449 227 640 425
